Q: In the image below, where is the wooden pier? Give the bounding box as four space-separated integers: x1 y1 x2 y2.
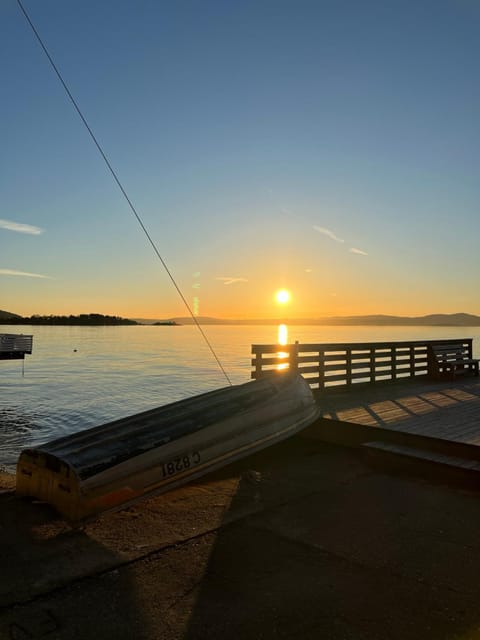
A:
252 338 480 480
313 375 480 444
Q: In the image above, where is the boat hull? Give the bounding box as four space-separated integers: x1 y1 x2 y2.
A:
16 372 319 522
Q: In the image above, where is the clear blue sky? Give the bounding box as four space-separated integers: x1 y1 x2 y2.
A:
1 0 479 319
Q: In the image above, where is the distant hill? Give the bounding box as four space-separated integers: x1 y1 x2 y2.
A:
136 313 480 326
169 316 230 325
307 313 480 327
419 313 480 326
0 309 22 320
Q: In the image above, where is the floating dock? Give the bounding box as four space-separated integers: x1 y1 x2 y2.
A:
0 333 33 360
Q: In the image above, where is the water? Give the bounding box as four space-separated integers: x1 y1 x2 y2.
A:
1 323 479 470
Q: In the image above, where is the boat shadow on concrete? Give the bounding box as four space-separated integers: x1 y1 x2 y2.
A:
176 434 480 640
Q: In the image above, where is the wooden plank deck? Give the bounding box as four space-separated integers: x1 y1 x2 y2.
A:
314 376 480 447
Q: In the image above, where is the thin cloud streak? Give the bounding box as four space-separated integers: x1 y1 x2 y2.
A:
313 226 344 243
0 269 51 279
313 225 368 257
0 219 44 235
216 277 248 285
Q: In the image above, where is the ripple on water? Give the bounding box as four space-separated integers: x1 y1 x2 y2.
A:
0 406 45 471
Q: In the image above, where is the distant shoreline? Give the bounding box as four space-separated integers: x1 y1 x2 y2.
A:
2 312 480 327
3 320 480 327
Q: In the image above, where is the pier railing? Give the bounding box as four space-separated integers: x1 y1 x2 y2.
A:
251 339 474 390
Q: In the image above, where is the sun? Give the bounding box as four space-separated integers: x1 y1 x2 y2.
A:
275 289 291 304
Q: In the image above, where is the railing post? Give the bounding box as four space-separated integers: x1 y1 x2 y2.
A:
346 347 352 386
251 346 262 379
291 341 299 373
318 348 325 389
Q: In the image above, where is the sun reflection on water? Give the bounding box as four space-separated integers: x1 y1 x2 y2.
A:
277 324 289 370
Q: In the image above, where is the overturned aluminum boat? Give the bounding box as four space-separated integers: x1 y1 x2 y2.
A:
16 371 319 522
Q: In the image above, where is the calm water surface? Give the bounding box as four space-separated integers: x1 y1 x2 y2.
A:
1 324 479 470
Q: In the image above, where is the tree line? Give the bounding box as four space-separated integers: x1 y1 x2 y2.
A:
0 313 138 325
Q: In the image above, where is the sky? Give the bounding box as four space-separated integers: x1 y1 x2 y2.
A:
1 0 479 320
